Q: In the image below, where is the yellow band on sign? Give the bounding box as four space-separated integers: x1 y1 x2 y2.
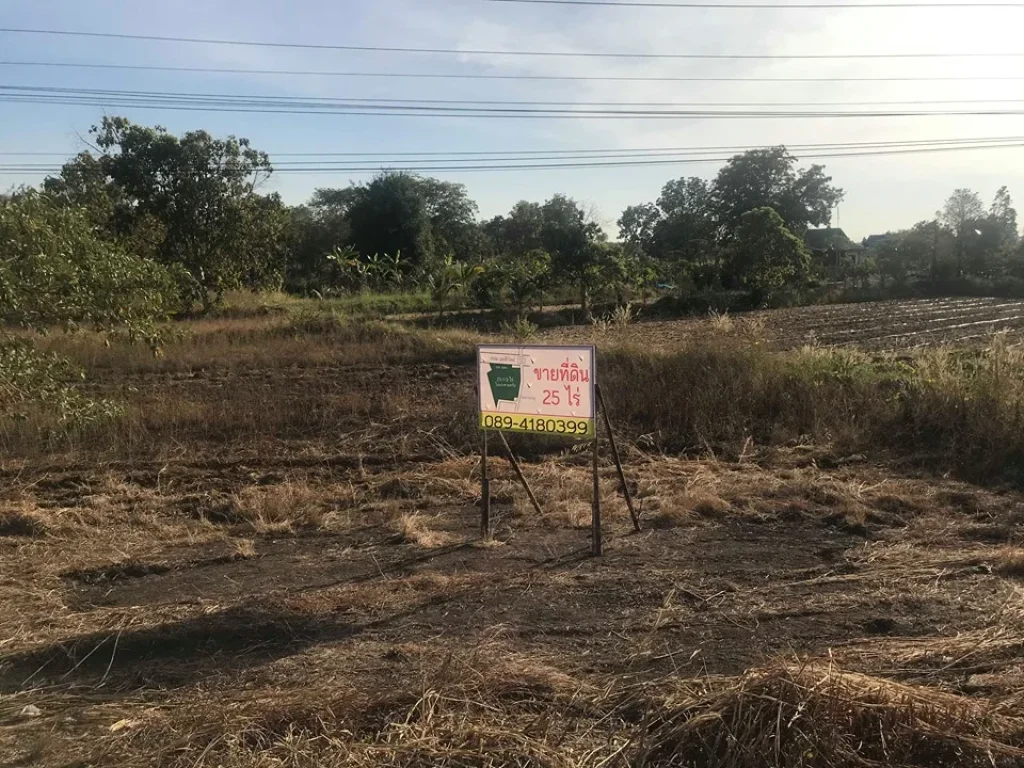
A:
480 412 595 438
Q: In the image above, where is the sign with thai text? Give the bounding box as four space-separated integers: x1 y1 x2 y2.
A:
477 344 596 438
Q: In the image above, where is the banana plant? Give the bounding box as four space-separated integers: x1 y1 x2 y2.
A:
325 245 367 292
427 255 483 317
381 251 405 290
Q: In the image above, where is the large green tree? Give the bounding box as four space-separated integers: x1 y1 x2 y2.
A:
619 178 717 265
347 173 431 273
730 207 811 303
0 190 180 333
920 220 957 280
45 117 286 307
284 187 359 294
939 188 986 277
420 177 481 263
541 194 605 313
617 202 661 257
713 147 844 239
653 176 718 271
989 186 1019 254
346 173 479 275
484 200 545 258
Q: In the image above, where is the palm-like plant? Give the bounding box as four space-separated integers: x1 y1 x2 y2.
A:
427 255 483 316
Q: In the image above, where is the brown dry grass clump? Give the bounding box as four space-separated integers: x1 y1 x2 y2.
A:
837 610 1024 688
646 505 694 529
105 648 593 768
395 512 450 548
643 491 731 528
639 661 1024 768
228 482 327 531
96 654 1024 768
599 335 1024 483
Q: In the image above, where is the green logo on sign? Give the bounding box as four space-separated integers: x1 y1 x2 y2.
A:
487 364 521 404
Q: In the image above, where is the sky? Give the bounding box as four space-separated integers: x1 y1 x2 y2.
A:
1 0 1023 240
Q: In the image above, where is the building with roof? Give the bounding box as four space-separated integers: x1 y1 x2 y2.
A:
862 233 894 250
804 227 866 267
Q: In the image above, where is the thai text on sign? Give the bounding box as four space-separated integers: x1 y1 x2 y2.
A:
477 345 596 438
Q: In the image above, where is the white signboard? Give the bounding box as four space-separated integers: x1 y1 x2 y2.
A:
477 344 596 438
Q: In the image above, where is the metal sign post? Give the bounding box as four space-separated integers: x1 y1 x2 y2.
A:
597 385 641 533
592 427 602 556
481 429 491 541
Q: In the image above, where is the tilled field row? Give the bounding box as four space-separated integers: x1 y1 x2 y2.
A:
767 299 1024 349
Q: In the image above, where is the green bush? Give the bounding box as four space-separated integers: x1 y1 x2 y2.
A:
0 190 180 430
0 190 182 337
0 338 122 425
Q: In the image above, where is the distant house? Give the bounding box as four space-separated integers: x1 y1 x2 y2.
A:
804 227 866 267
862 233 893 250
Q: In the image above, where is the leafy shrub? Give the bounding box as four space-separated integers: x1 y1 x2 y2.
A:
0 190 182 338
500 317 538 341
0 338 122 425
0 190 178 429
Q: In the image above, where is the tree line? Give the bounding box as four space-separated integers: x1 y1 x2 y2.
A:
867 187 1021 290
3 116 1023 336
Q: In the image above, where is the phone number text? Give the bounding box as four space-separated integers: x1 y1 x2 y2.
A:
480 413 594 438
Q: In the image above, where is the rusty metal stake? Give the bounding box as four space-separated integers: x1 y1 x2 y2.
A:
592 432 602 557
497 430 545 518
597 385 641 532
481 429 491 541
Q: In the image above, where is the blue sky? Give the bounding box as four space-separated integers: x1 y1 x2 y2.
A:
1 0 1023 239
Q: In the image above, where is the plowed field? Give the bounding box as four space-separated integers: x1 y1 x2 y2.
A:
543 297 1024 351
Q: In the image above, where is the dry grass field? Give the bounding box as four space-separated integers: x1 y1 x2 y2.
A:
3 299 1024 767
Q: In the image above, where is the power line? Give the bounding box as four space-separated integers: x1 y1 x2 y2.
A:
8 98 1024 119
5 136 1021 158
0 27 1020 59
268 138 1024 162
8 140 1020 166
8 100 1024 120
6 85 1024 109
0 140 1020 174
4 60 1023 83
484 0 1024 7
7 86 1024 118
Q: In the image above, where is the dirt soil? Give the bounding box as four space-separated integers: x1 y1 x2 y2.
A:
4 302 1024 766
2 444 1024 765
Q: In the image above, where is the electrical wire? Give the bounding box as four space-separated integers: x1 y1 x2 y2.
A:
8 141 1021 167
0 27 1020 59
4 60 1023 83
4 136 1022 158
7 86 1024 118
5 84 1024 109
0 140 1020 174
